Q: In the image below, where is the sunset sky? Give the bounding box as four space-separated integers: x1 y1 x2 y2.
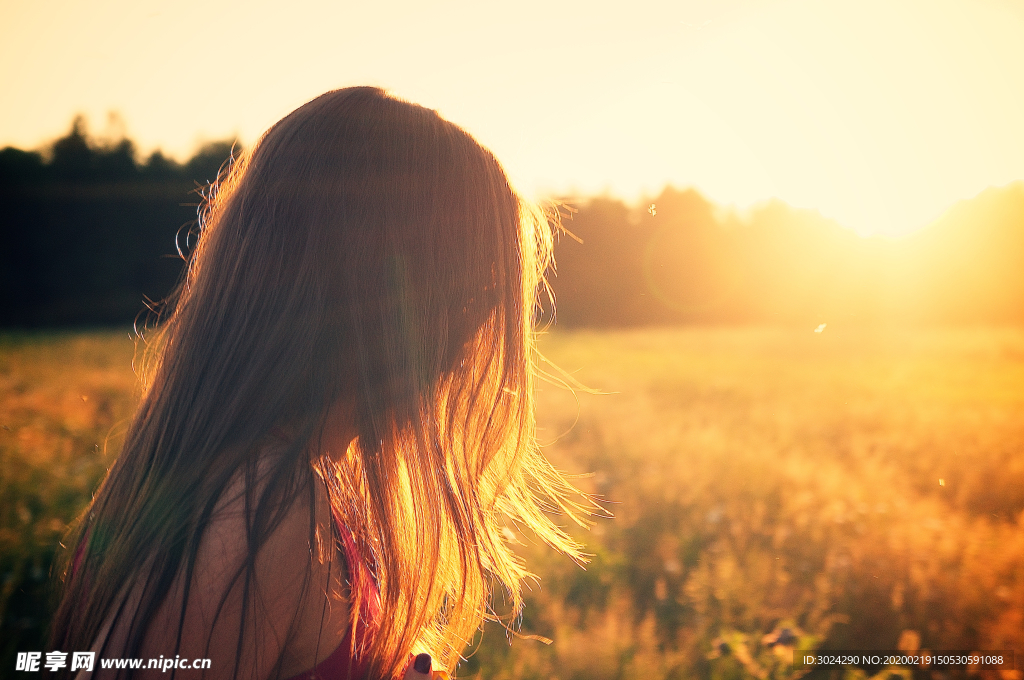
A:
2 0 1023 237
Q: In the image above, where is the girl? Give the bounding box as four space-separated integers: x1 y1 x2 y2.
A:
52 87 589 679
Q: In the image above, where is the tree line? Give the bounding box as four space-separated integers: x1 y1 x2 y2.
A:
0 117 234 326
548 184 1024 327
2 117 1023 327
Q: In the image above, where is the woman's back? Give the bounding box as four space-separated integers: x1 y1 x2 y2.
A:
85 449 356 678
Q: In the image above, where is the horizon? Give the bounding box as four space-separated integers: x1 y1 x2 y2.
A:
7 116 1022 243
3 0 1024 238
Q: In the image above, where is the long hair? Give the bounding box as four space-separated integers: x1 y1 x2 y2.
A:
51 87 589 678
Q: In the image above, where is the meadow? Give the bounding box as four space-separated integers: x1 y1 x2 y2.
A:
2 327 1023 679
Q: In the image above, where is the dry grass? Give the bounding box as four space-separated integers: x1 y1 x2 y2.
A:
0 330 139 662
465 327 1024 680
2 327 1023 679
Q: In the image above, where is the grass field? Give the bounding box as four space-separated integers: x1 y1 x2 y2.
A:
0 331 139 666
2 327 1023 679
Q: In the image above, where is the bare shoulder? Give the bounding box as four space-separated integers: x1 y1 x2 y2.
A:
103 451 350 679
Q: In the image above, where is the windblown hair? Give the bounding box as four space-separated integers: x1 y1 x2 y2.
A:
51 87 588 678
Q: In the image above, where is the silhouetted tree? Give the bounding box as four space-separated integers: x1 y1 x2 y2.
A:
0 115 239 327
2 115 1022 328
549 184 1024 328
48 116 94 181
0 148 45 183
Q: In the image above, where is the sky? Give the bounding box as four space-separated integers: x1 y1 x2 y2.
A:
2 0 1023 237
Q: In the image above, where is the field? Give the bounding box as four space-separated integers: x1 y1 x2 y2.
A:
2 327 1023 679
0 331 140 666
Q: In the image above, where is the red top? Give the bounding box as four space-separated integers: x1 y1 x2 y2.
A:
284 506 380 680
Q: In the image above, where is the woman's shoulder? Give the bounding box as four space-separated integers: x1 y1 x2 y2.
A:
139 450 353 679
